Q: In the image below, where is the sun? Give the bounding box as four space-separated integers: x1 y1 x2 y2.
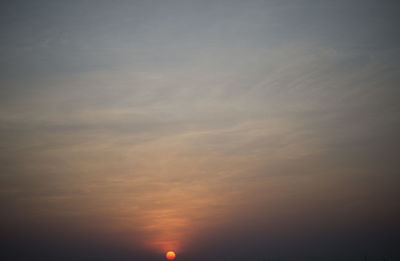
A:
166 251 176 260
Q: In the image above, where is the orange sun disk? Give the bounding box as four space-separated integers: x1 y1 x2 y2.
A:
166 251 176 260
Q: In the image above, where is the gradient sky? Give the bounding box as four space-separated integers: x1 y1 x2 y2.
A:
1 1 400 261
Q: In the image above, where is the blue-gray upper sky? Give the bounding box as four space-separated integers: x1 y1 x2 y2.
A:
1 1 400 261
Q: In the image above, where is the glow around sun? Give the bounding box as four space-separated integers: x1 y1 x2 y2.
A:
166 251 176 260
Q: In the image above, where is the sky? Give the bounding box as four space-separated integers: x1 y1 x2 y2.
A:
1 1 400 260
